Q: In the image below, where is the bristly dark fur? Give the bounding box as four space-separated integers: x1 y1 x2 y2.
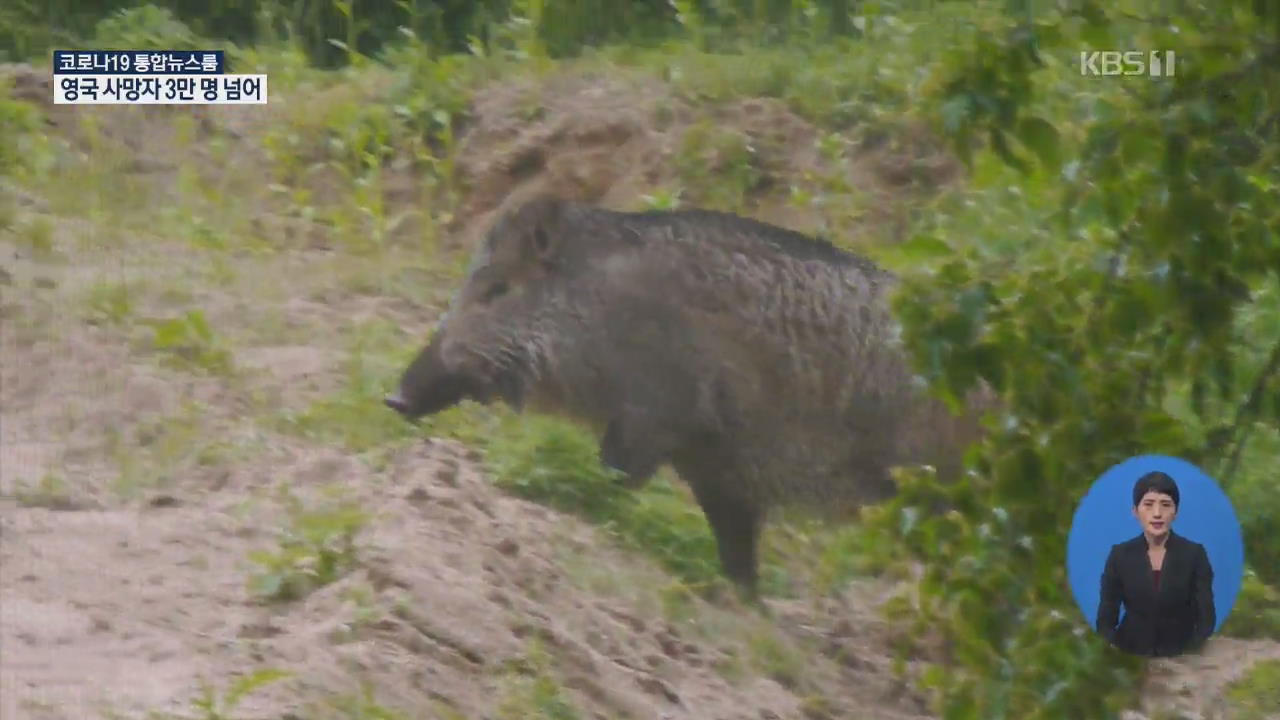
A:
619 207 890 277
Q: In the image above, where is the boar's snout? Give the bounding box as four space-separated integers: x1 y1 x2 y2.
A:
384 371 480 421
385 330 480 421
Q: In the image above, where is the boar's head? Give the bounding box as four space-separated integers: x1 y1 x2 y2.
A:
385 197 597 420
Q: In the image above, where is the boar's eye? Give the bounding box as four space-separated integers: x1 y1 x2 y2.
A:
482 281 510 302
533 227 551 254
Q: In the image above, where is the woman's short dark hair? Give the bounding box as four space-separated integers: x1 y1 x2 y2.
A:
1133 471 1180 508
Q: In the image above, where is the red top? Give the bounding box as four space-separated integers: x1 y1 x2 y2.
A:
1153 569 1161 590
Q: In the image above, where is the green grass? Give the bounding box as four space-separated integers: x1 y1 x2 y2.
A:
246 485 370 603
673 119 763 212
482 412 900 599
494 640 584 720
1222 570 1280 642
327 582 386 644
275 318 422 453
744 624 808 690
0 190 15 232
16 215 57 259
228 43 320 94
81 280 137 326
314 684 411 720
185 669 293 720
141 310 235 376
1224 659 1280 720
91 5 207 52
798 693 840 720
13 473 79 510
763 516 897 597
0 74 54 178
137 667 293 720
107 401 224 499
483 414 733 593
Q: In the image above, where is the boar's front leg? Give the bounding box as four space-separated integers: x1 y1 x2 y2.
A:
688 471 763 599
600 406 675 488
598 362 705 488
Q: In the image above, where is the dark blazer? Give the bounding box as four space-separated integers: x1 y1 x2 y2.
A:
1096 531 1215 657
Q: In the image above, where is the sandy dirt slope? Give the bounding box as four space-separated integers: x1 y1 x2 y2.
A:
2 62 1277 720
0 341 931 720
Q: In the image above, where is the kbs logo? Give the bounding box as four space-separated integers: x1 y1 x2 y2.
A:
1079 50 1176 77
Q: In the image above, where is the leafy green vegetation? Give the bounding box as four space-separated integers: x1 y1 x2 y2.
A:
470 412 882 601
247 486 370 602
143 310 236 375
92 5 208 51
675 120 763 212
494 639 584 720
316 684 412 720
1 0 881 67
1223 570 1280 642
858 1 1280 717
485 415 731 593
0 75 50 177
12 473 79 510
106 401 228 499
277 321 422 453
186 669 293 720
16 215 58 261
1224 659 1280 720
744 623 807 690
82 280 137 326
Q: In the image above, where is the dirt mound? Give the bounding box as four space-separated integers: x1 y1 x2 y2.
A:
448 72 672 245
1 370 933 720
447 70 959 251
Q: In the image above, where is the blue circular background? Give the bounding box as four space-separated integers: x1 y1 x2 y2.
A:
1066 454 1245 634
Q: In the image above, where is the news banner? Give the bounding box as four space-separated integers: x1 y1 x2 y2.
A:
53 50 267 105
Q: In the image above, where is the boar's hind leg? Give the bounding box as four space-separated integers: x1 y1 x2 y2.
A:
687 474 763 598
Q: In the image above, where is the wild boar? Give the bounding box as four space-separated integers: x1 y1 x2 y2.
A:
386 195 988 596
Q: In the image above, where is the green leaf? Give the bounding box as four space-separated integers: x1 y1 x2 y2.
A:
900 506 920 536
900 234 954 262
940 94 974 135
224 668 292 710
1138 412 1190 454
1119 127 1160 166
1078 0 1108 25
1078 22 1111 48
1016 116 1060 175
989 127 1030 174
187 310 213 342
970 342 1006 390
1032 20 1066 49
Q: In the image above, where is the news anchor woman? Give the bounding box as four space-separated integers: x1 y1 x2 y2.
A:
1096 471 1216 657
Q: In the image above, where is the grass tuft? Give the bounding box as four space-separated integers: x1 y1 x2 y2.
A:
247 486 370 603
1224 659 1280 720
